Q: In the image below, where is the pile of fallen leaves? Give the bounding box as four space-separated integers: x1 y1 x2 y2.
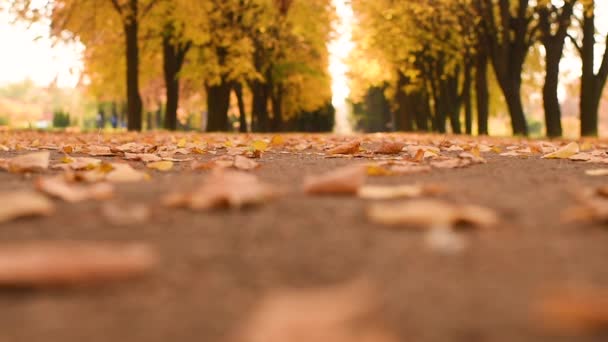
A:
3 131 608 338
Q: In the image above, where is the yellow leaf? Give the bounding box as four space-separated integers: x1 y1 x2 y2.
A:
270 135 285 146
251 140 269 152
542 142 580 159
147 161 174 172
177 138 187 148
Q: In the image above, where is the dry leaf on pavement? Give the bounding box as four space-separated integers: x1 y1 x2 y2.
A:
6 151 50 173
327 141 360 155
105 163 148 183
36 176 114 202
0 190 54 223
102 202 150 226
534 287 608 335
234 155 260 170
373 141 404 154
367 199 498 229
358 184 444 199
542 142 579 159
304 165 367 195
165 170 278 210
236 280 397 342
0 242 158 287
585 169 608 176
147 160 174 172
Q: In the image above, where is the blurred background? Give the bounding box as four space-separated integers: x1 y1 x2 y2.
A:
0 0 607 138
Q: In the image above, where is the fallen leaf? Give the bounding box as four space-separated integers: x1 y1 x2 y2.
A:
534 287 608 335
569 153 593 162
166 170 278 210
327 141 360 155
373 141 404 154
251 140 269 152
102 202 150 226
0 191 54 223
367 199 498 229
358 184 444 199
86 145 115 156
234 155 260 170
236 280 397 342
304 165 367 195
0 242 158 287
7 151 50 173
585 169 608 176
147 160 174 172
36 176 114 202
105 163 148 183
542 142 579 159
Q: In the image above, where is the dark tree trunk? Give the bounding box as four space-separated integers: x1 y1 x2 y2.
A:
124 12 142 131
502 80 528 135
543 48 563 137
250 81 270 132
579 5 608 137
463 62 473 135
445 73 462 134
162 35 179 131
206 81 232 132
234 82 247 133
538 2 573 137
475 50 489 135
394 73 414 131
270 85 283 132
475 0 531 136
413 89 431 131
98 103 105 128
162 33 189 131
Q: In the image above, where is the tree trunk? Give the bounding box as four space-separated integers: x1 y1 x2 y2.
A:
394 73 414 131
234 82 247 133
580 8 599 136
543 46 563 137
445 74 462 134
124 14 142 131
206 81 231 132
162 36 179 131
476 51 489 135
270 85 283 132
250 81 270 132
463 62 473 135
502 79 528 135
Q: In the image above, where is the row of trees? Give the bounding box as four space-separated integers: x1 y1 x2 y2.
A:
9 0 335 132
350 0 608 137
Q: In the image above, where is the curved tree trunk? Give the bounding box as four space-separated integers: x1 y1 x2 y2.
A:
543 48 563 137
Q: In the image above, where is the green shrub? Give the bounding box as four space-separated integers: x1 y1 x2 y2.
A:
0 115 9 126
52 110 71 128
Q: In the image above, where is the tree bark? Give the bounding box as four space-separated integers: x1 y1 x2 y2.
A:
234 82 247 133
162 33 190 131
579 4 608 137
463 62 473 135
124 5 142 132
394 73 414 131
475 49 489 135
543 47 563 137
250 80 270 132
270 85 283 132
206 81 232 132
